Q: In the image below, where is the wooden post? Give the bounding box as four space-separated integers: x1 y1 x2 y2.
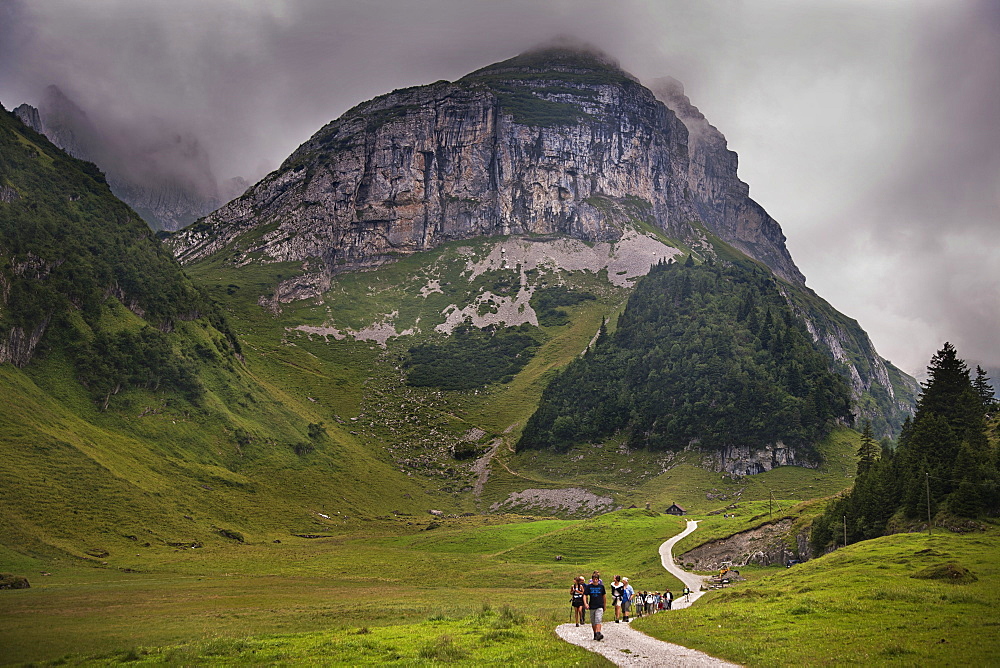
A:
926 473 933 535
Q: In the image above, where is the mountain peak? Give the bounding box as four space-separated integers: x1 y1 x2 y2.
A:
461 44 635 84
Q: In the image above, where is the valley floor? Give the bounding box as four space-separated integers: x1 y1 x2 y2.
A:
1 512 998 666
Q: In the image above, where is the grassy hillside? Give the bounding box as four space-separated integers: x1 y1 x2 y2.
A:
636 522 1000 666
182 233 641 504
179 223 874 522
0 104 438 563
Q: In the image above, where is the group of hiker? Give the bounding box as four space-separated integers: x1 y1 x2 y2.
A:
570 571 692 641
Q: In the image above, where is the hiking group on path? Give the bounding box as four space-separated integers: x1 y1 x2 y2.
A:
555 520 740 667
571 571 690 641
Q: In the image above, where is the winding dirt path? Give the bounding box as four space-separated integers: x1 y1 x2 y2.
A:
555 520 740 667
659 520 709 610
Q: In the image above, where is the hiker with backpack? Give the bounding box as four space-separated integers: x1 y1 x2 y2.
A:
621 577 633 622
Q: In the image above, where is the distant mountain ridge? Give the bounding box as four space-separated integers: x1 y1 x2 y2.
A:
13 85 247 231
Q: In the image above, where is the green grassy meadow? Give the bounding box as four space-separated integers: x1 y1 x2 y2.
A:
0 510 683 665
636 522 1000 666
3 511 998 665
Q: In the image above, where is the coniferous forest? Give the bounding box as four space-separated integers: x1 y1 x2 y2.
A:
517 256 853 453
811 343 1000 552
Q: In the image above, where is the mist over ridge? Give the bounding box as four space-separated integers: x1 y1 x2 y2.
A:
1 0 996 376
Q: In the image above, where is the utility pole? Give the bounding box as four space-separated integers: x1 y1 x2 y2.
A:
925 472 933 535
843 514 847 547
769 490 773 518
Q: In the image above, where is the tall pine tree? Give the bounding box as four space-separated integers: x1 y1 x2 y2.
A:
812 343 998 554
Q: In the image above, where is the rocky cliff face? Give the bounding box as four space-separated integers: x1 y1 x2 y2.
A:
700 442 818 477
167 49 804 285
0 318 50 368
13 87 246 231
166 47 915 435
650 77 805 284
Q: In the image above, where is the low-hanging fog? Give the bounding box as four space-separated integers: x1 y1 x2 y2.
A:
1 0 996 379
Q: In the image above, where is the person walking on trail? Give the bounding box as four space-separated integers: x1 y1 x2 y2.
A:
665 589 673 610
683 585 691 602
622 577 634 622
570 576 586 626
610 575 625 623
583 570 607 641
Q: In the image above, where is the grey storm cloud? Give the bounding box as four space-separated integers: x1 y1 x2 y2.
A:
1 0 997 377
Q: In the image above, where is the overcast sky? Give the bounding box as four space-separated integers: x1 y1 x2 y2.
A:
1 0 997 378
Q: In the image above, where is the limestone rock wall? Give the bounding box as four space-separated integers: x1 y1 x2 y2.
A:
698 442 818 477
167 53 804 287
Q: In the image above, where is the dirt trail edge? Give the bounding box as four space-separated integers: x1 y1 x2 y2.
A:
555 520 741 667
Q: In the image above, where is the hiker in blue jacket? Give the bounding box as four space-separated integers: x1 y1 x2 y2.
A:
621 577 634 622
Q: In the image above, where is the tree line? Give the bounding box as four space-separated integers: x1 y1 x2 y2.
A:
517 255 853 453
811 343 999 552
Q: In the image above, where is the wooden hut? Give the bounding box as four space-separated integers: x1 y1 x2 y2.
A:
665 503 687 516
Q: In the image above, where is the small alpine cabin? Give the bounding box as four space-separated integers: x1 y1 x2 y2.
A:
665 503 686 516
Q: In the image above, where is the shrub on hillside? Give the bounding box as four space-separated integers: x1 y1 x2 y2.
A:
405 322 540 390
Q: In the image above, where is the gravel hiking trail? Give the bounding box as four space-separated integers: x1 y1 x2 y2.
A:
555 520 741 667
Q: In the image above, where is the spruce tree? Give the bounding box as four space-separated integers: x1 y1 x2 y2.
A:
812 343 999 552
973 366 997 412
856 419 880 477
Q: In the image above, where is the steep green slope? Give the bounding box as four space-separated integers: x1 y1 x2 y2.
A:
0 105 229 368
0 105 430 560
183 232 640 502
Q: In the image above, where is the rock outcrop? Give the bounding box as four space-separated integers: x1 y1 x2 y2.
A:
0 318 50 368
650 77 804 284
699 443 818 477
167 49 804 285
679 519 798 568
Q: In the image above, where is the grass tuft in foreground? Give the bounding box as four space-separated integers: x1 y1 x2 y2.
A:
34 608 608 667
